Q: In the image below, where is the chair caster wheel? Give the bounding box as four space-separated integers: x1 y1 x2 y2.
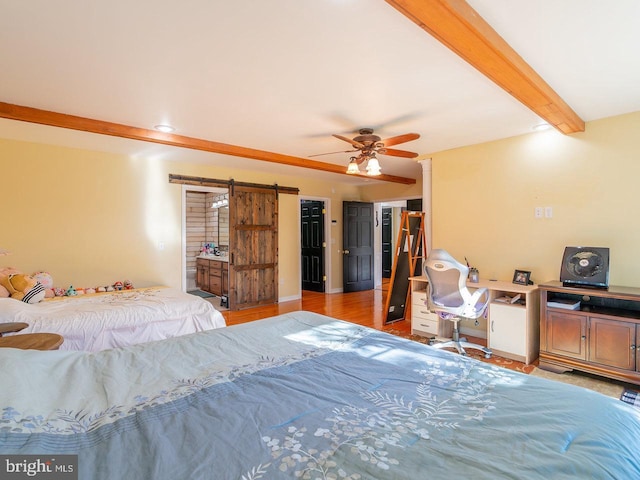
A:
484 353 492 359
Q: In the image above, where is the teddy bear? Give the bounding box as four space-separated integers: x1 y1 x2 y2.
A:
0 267 22 298
0 273 46 304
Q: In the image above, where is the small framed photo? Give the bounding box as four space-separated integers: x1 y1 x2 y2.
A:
513 269 531 285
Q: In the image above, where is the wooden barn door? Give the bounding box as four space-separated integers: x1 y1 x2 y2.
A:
228 184 278 310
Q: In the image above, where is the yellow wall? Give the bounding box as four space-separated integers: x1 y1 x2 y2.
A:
0 137 362 296
427 111 640 287
6 111 635 299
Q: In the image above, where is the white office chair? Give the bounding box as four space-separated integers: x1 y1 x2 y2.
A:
424 249 492 358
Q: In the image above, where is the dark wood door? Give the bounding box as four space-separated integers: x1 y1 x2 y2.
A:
301 200 325 292
381 207 392 278
228 185 278 310
343 201 374 293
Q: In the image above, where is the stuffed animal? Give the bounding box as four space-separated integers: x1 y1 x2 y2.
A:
54 287 66 297
32 271 55 298
85 287 96 294
113 281 124 291
66 285 77 296
124 280 133 290
97 286 106 293
0 273 46 304
0 267 22 298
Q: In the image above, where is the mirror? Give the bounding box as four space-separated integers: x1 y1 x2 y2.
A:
207 190 229 250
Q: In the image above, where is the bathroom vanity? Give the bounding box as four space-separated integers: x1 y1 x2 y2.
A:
196 255 229 297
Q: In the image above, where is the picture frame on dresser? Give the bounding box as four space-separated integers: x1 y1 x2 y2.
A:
513 269 531 285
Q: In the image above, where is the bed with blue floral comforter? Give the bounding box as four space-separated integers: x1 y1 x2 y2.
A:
1 311 639 479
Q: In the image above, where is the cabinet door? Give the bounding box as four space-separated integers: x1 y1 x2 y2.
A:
546 311 588 360
196 261 209 291
637 328 640 373
589 317 636 370
209 274 222 296
489 303 526 356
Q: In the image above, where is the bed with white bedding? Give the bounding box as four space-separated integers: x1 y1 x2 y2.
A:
0 287 225 351
0 310 638 479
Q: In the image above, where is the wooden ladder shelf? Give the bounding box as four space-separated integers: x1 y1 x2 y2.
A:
384 211 427 324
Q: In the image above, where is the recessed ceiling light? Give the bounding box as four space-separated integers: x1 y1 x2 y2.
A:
154 124 175 133
533 123 551 132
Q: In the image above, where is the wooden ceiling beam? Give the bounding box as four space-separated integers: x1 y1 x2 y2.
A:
0 102 416 185
385 0 585 134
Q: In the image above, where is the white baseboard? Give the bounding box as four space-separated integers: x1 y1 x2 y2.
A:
278 294 301 303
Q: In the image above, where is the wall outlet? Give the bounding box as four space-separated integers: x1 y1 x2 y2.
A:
534 207 543 218
545 206 553 218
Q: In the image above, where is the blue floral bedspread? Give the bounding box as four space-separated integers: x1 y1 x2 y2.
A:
1 311 639 479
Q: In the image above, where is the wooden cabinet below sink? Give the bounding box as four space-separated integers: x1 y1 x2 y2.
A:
196 258 228 297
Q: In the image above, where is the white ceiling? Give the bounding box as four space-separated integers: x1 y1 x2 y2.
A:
1 0 639 184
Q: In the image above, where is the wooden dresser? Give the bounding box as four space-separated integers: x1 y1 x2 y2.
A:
539 281 640 385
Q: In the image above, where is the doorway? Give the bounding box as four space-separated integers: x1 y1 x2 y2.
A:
381 207 392 278
301 200 326 292
374 198 423 290
181 185 228 292
343 201 375 293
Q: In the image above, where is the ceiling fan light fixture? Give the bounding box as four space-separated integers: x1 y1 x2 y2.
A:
365 156 381 176
346 157 361 174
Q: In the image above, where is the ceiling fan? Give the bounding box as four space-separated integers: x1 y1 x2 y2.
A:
310 128 420 176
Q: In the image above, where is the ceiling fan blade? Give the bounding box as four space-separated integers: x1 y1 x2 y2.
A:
308 149 358 158
381 133 420 147
333 134 365 149
380 148 419 158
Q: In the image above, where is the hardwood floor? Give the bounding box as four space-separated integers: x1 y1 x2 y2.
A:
220 278 485 345
222 289 409 331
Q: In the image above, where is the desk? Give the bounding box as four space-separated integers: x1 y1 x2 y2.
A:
0 333 64 350
409 276 540 364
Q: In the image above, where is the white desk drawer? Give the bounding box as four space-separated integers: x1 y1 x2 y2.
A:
412 318 439 335
412 290 428 306
411 307 439 335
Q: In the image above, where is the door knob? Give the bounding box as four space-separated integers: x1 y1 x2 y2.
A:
343 249 350 254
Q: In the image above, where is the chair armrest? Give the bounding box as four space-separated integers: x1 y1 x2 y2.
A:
468 287 489 307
